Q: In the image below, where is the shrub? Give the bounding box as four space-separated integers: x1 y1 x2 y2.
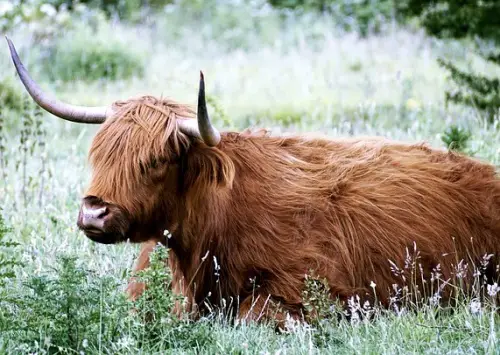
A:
399 0 500 123
0 76 24 113
42 23 145 82
0 242 214 353
0 0 79 37
441 125 472 153
0 255 125 353
124 243 214 350
0 0 173 27
439 57 500 124
268 0 398 36
97 0 175 20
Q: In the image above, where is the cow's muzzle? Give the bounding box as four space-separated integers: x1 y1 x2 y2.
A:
77 196 130 244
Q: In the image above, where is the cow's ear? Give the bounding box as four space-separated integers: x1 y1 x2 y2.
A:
180 146 235 191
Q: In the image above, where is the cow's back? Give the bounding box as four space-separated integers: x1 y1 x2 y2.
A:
175 133 500 313
222 135 500 305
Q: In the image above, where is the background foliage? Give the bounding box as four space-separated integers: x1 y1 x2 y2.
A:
399 0 500 122
0 0 498 353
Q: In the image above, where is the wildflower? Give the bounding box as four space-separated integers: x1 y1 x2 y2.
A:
350 311 360 325
389 259 404 279
116 336 135 349
161 316 173 325
453 260 468 279
201 250 210 261
487 283 499 297
479 254 494 274
429 292 441 307
213 256 221 280
370 281 376 289
469 299 481 315
419 263 425 282
283 313 300 333
405 98 421 111
347 295 361 312
44 336 52 347
363 300 371 310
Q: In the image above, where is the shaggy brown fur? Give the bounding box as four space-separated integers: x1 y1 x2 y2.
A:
78 96 500 323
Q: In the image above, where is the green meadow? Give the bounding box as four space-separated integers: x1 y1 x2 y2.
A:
0 1 498 353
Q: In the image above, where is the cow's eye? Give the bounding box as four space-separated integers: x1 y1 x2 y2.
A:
139 162 147 175
139 157 167 175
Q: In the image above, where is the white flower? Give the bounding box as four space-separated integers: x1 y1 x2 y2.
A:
453 260 468 279
350 311 360 325
44 336 52 346
487 283 499 297
370 281 376 289
469 299 481 315
40 3 57 17
0 1 14 16
116 336 135 349
429 293 441 307
282 313 312 334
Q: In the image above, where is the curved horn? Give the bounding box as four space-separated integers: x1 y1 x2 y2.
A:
196 71 221 146
5 36 109 124
177 71 221 146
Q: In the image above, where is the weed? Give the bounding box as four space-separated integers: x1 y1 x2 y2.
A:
0 213 22 286
441 125 472 153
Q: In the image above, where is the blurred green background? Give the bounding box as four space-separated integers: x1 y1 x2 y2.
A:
0 0 499 353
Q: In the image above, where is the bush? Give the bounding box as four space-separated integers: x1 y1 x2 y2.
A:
268 0 398 36
0 255 124 353
92 0 174 21
441 125 472 154
0 242 215 353
439 57 500 124
0 0 173 27
399 0 500 123
0 0 75 36
124 244 214 350
42 23 145 82
399 0 500 40
0 76 24 113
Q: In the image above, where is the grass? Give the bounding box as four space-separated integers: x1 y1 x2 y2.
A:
0 3 499 353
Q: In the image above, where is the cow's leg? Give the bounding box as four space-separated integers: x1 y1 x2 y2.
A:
126 239 161 301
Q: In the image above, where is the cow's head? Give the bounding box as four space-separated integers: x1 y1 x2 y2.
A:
6 37 223 244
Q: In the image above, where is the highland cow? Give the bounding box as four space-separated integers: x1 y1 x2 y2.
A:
7 37 500 325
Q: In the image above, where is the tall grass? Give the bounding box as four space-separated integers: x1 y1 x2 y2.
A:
0 2 498 353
